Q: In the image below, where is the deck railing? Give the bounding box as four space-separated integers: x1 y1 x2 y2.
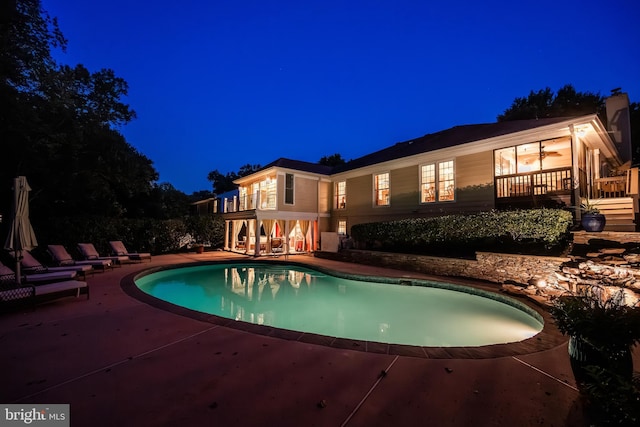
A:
495 168 572 198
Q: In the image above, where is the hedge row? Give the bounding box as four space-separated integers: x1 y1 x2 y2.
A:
349 209 574 257
31 215 225 257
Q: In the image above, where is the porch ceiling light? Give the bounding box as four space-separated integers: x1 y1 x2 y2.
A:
574 125 589 137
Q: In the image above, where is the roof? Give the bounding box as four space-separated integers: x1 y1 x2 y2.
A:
332 116 576 173
257 157 333 175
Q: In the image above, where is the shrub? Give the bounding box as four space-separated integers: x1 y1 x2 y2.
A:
33 214 225 255
350 209 573 257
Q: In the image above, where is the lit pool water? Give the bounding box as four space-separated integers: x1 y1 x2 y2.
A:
134 263 543 347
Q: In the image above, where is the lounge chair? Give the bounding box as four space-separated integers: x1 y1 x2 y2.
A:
0 262 89 309
108 241 151 262
10 250 93 279
48 244 112 271
0 260 78 283
77 243 129 266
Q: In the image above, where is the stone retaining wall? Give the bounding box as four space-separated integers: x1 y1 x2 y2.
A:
315 248 640 307
315 249 567 286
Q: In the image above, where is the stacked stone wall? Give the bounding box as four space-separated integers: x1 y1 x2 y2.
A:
315 231 640 307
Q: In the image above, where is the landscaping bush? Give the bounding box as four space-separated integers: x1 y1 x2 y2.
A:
350 209 573 257
33 215 225 256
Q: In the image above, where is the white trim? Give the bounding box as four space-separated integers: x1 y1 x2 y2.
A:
330 115 616 180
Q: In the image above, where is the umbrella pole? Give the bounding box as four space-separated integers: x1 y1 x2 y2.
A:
13 178 21 285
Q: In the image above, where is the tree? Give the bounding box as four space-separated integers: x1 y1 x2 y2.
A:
498 84 605 122
0 0 157 223
0 0 66 93
41 64 136 127
318 153 347 167
207 163 262 195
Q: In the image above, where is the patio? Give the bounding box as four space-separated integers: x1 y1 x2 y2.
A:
1 251 633 426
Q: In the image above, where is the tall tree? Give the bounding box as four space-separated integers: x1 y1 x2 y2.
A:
498 84 605 122
207 163 261 195
0 0 66 93
1 0 157 223
318 153 347 167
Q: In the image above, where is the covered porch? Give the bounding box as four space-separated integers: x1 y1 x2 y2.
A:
223 213 320 257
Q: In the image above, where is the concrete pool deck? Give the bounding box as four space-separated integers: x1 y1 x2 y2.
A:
1 251 637 426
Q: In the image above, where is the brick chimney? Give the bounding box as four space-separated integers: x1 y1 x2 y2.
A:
605 89 632 163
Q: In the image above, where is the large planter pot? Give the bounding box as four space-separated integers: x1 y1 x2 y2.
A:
568 336 633 386
581 213 606 232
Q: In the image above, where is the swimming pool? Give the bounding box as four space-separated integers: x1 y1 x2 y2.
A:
134 263 543 347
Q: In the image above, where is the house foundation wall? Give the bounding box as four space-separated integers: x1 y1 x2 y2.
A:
315 250 566 286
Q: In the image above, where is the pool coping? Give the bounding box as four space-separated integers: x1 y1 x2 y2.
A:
120 259 567 359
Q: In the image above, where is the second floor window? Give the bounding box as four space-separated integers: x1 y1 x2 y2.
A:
285 173 294 204
336 181 346 209
259 177 276 209
374 172 390 206
421 160 455 202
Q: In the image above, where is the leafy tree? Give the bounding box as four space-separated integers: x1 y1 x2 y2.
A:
207 163 261 195
143 183 191 219
0 0 158 225
41 64 136 127
318 153 347 167
498 84 605 122
0 0 66 92
189 190 215 203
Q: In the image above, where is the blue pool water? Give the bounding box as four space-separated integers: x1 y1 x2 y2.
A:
135 263 543 347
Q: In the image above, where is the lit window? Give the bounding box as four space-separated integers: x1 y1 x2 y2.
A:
259 177 276 209
285 173 294 205
239 187 248 210
374 173 390 206
338 220 346 235
495 138 571 177
438 161 455 201
420 164 436 202
420 161 455 202
336 181 346 209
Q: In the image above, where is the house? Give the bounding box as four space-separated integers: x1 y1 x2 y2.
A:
221 158 333 255
219 91 636 255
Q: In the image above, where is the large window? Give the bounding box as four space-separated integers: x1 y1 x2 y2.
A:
374 172 390 206
285 173 294 205
336 181 346 209
239 187 248 210
259 177 276 209
494 138 572 176
420 160 455 202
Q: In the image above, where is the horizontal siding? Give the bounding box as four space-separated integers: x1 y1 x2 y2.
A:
336 152 497 233
389 165 419 212
454 151 495 212
277 175 318 212
318 181 331 214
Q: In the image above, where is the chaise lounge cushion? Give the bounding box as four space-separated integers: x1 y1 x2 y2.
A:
0 260 77 283
33 280 88 298
48 245 111 270
18 251 92 277
109 241 151 262
77 243 129 265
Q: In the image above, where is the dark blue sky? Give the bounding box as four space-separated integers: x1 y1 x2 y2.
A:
43 0 640 194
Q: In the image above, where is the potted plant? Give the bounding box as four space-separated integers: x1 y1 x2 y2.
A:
579 198 606 232
550 285 640 386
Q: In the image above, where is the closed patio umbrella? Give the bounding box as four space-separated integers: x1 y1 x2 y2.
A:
3 176 38 285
